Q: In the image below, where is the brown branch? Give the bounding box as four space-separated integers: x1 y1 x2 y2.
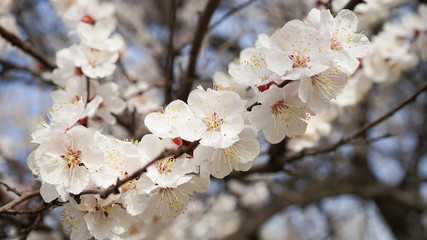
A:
230 82 427 178
227 133 390 179
174 0 255 58
19 212 42 240
284 134 392 164
30 66 427 205
290 79 425 163
77 140 200 200
0 152 28 180
0 59 45 79
1 200 62 216
113 112 136 137
76 80 294 198
0 190 40 213
179 0 221 100
246 80 292 111
343 82 427 142
0 181 22 197
85 77 90 109
117 60 136 83
342 0 364 11
223 179 427 240
164 0 179 104
209 0 256 30
0 25 55 71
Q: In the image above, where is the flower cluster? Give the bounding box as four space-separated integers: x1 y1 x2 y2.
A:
28 3 369 239
228 8 369 143
50 0 126 126
288 3 427 151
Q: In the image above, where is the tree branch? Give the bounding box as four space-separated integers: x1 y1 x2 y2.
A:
246 80 292 111
0 181 21 197
209 0 256 30
179 0 221 100
0 191 40 214
77 140 200 200
0 25 55 70
164 0 178 104
230 81 427 178
0 59 45 80
1 200 63 215
343 82 427 142
342 0 364 11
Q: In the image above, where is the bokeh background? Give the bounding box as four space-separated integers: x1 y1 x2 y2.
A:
0 0 427 239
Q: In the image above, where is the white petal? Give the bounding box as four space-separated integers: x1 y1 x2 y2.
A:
298 77 314 103
40 183 59 203
66 166 90 194
265 48 293 76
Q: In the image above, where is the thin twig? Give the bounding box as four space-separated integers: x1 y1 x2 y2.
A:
2 200 63 215
230 82 427 178
0 180 22 197
85 77 90 108
0 190 40 213
344 82 427 141
0 59 45 80
246 80 292 111
179 0 221 100
174 0 255 56
342 0 364 11
284 80 427 161
227 133 391 178
0 152 28 179
77 140 200 200
164 0 178 104
286 82 427 162
0 26 55 70
118 60 136 83
19 212 42 240
284 134 392 163
209 0 257 30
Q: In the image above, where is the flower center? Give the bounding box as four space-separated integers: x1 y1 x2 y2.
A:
311 75 321 85
74 67 83 76
72 95 80 104
156 157 175 174
81 14 95 25
205 112 224 132
330 36 342 51
121 172 139 192
88 49 102 67
289 54 310 68
94 202 116 221
61 147 83 168
271 100 289 116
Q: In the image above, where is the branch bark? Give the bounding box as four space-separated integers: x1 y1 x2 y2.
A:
0 191 40 214
76 140 200 200
0 26 55 70
229 81 427 178
179 0 221 100
164 0 179 104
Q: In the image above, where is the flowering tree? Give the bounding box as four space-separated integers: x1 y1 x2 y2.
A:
0 0 426 239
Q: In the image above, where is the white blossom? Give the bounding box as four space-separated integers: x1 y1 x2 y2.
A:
185 87 246 148
305 9 370 74
62 195 132 240
194 126 260 178
34 126 104 196
144 100 201 140
298 67 349 113
250 84 312 143
266 20 331 80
